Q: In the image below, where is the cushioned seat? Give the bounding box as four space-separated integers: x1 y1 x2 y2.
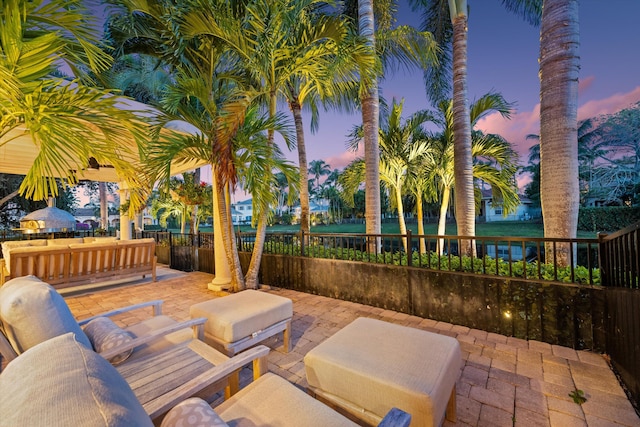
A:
190 290 293 356
304 317 462 427
0 333 153 427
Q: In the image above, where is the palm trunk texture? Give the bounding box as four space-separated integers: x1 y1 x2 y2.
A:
359 0 382 252
452 12 476 257
290 98 310 236
539 0 580 267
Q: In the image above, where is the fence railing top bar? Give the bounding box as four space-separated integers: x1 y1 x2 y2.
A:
599 220 640 241
236 231 598 245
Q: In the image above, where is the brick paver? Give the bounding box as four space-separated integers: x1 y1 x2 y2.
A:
58 267 639 427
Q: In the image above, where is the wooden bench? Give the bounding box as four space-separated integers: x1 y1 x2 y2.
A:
0 238 156 289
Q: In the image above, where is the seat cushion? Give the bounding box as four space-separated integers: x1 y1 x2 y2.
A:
304 317 462 427
0 276 91 353
0 332 153 427
215 373 358 427
124 315 193 362
190 290 292 343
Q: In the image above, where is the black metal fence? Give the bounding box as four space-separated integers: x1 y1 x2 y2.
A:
237 230 601 286
599 223 640 408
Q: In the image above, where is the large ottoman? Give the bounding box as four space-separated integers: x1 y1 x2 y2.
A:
190 290 293 356
304 317 462 427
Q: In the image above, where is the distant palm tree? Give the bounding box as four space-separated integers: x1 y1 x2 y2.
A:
309 160 332 194
343 99 431 251
421 93 519 254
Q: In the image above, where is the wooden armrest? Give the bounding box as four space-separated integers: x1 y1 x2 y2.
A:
145 345 271 418
377 408 412 427
78 300 164 326
0 259 6 285
99 317 207 360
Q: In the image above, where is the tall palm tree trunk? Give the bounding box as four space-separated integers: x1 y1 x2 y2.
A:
539 0 579 267
437 186 451 255
451 8 476 257
289 96 310 237
358 0 382 253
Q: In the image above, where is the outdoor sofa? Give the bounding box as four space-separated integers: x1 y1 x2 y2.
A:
0 236 156 288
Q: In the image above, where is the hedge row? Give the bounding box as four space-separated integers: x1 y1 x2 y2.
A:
578 207 640 233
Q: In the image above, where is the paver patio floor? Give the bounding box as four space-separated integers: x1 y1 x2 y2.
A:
62 267 639 427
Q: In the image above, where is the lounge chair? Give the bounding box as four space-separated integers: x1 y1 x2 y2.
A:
0 332 411 426
0 275 205 366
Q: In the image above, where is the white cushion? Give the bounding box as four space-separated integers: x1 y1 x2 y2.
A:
0 276 91 353
0 332 153 427
215 373 358 427
190 290 292 343
1 240 47 274
124 315 193 361
305 317 462 427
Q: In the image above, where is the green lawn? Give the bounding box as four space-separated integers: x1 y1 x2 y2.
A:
197 220 597 239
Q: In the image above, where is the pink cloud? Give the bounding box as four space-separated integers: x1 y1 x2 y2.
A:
578 75 595 96
325 144 364 170
578 86 640 120
477 85 640 162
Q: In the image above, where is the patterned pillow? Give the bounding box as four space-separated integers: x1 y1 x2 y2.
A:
83 317 135 365
161 398 229 427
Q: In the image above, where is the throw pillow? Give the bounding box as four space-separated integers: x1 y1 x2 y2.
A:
161 398 229 427
83 316 135 365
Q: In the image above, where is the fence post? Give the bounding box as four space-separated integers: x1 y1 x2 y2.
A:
406 229 412 267
300 230 306 257
598 232 608 287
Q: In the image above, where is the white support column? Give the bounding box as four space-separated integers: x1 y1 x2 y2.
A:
209 172 231 291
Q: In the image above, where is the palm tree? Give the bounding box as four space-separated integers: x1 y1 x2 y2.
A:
343 99 431 252
0 0 151 212
345 0 438 251
539 0 578 266
410 0 541 255
309 160 332 195
421 93 519 254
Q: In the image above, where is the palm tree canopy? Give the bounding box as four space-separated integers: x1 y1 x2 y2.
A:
0 0 152 211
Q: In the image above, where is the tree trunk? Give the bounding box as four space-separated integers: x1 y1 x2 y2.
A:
244 211 268 289
451 9 476 256
539 0 579 267
99 182 108 230
290 96 310 237
214 174 245 291
437 186 451 255
394 186 408 252
190 168 200 233
0 189 19 209
416 190 426 254
358 0 381 252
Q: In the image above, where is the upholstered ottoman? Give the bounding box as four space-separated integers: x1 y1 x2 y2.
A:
190 290 293 356
304 317 462 427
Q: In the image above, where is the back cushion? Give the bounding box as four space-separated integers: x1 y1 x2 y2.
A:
1 240 47 274
0 276 91 353
0 332 153 427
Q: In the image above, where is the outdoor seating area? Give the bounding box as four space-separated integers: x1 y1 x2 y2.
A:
1 268 639 426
